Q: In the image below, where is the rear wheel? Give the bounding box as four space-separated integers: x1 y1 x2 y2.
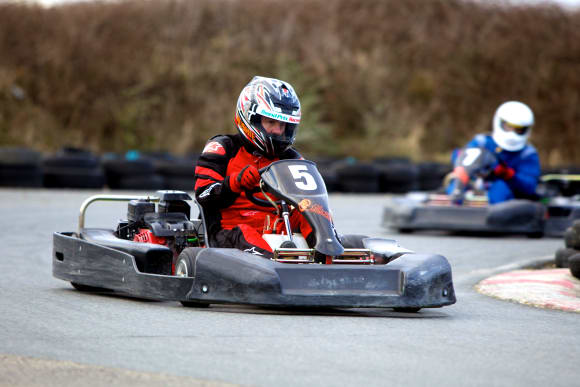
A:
175 248 210 308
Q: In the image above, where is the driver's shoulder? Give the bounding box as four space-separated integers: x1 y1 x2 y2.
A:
520 143 539 160
206 134 237 148
201 135 241 158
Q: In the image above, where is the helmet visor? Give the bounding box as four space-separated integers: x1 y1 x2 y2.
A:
500 119 530 135
251 114 298 154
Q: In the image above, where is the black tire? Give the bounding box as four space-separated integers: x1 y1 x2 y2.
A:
0 147 43 187
417 162 452 191
569 253 580 279
43 147 100 169
564 227 580 249
0 165 43 187
555 247 579 268
374 159 419 193
175 248 210 308
103 158 163 189
334 161 380 193
154 158 196 177
42 166 105 188
162 176 195 191
71 282 109 292
313 157 341 192
393 307 421 313
115 175 165 190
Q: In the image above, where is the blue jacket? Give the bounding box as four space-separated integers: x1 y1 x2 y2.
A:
452 134 541 197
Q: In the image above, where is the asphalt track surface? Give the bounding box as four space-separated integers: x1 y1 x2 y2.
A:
1 189 578 387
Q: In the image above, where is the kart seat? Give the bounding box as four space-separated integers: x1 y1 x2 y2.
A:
194 200 212 247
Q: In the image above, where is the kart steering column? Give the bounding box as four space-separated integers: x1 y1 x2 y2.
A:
280 201 293 243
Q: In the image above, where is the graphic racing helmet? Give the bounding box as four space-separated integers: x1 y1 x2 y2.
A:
492 101 534 152
235 76 301 158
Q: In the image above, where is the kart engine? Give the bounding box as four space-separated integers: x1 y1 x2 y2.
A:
115 191 204 254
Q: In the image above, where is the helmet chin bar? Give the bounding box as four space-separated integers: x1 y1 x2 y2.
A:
493 127 528 152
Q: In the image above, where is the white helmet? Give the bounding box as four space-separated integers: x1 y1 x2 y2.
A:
492 101 534 151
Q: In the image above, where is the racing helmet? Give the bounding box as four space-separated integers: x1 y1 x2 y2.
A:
235 76 301 158
492 101 534 152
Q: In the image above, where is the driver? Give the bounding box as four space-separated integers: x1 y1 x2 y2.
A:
193 76 313 257
446 100 541 203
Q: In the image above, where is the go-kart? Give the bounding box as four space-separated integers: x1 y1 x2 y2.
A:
382 147 579 237
53 159 456 311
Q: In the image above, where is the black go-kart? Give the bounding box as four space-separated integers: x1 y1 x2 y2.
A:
383 147 580 237
53 159 456 312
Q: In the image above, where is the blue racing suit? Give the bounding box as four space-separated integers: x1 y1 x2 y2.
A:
447 134 541 204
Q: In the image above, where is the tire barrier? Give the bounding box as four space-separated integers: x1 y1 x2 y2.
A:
569 253 580 279
374 158 419 193
42 147 105 189
102 155 165 190
147 152 198 192
417 161 452 192
334 160 380 193
312 157 341 193
555 247 577 268
0 147 43 187
1 146 578 196
554 220 580 279
564 220 580 249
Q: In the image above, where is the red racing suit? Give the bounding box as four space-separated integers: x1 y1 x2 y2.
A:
194 134 313 257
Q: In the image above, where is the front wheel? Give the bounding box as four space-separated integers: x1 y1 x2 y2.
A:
175 248 210 308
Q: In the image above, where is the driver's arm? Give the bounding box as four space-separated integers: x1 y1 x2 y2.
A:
505 151 541 196
194 136 239 208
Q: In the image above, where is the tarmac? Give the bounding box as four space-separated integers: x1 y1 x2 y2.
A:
475 259 580 313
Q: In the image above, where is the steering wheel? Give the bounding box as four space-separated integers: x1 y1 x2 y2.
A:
244 182 282 209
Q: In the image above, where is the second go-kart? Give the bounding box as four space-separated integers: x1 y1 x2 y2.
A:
53 159 456 311
382 147 579 237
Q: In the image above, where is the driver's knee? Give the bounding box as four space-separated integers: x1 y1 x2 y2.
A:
215 225 273 258
339 234 369 248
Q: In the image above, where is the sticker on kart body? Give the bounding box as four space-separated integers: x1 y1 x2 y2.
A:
298 198 332 222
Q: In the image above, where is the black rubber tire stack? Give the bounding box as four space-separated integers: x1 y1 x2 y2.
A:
146 152 198 192
374 157 419 194
555 220 580 279
312 157 340 193
334 159 380 193
417 161 452 192
102 154 165 190
42 147 105 188
0 147 43 187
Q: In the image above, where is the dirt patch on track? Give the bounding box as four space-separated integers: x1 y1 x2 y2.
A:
0 354 240 387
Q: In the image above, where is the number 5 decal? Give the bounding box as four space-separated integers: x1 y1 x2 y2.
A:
288 165 317 191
